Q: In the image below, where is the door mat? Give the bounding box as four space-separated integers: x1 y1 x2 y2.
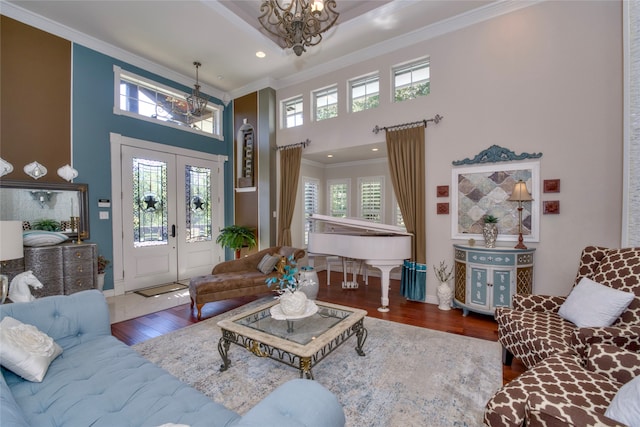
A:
134 283 188 298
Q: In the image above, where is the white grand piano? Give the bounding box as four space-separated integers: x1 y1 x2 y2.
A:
307 214 412 312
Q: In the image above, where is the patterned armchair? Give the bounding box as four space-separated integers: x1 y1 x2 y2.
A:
496 246 640 369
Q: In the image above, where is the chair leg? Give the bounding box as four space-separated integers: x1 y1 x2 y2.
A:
502 346 514 366
196 304 204 320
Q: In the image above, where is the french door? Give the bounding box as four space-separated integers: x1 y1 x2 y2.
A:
121 145 223 292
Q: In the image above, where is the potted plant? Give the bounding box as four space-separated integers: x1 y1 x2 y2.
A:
32 219 61 231
482 214 499 248
215 225 257 259
96 255 110 291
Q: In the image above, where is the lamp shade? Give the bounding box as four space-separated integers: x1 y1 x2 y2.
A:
508 180 533 202
0 221 24 261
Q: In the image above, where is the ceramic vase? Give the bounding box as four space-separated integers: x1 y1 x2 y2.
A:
297 269 319 300
97 273 105 291
279 290 308 316
437 282 452 311
483 223 498 248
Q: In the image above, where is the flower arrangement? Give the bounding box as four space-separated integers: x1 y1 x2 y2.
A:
433 260 453 283
97 255 110 275
266 254 299 294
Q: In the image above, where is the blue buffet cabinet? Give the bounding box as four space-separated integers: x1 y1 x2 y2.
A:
453 244 535 316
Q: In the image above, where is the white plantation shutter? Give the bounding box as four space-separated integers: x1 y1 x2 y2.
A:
328 179 349 217
358 176 384 223
303 178 319 245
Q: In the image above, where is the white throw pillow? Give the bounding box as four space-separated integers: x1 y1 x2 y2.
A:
0 316 62 382
558 277 635 327
605 375 640 427
257 254 280 275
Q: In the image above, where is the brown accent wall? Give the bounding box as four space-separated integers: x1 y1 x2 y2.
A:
1 16 71 182
233 92 259 247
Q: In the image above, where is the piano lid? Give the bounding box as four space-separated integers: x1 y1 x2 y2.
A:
310 213 412 236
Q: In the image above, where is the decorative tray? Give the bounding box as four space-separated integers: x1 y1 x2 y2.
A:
270 300 318 320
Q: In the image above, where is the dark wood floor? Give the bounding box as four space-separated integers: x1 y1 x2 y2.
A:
111 271 526 384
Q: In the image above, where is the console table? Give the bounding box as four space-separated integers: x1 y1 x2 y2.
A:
453 244 535 316
24 243 97 298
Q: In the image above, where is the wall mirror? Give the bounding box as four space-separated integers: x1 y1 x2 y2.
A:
0 179 89 240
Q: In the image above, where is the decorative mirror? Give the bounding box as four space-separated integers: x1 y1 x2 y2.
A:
0 179 89 240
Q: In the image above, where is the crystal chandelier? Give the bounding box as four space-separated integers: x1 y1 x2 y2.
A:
186 61 208 117
258 0 339 56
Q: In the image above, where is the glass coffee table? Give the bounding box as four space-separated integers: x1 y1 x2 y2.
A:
217 299 367 379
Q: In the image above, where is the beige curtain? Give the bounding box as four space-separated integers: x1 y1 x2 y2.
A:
386 126 426 263
277 146 302 246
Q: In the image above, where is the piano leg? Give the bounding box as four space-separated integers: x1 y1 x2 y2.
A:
373 264 396 312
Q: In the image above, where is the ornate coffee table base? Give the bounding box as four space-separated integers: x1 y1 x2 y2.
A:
218 319 367 379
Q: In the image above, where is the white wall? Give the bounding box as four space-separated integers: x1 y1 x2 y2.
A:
277 1 623 301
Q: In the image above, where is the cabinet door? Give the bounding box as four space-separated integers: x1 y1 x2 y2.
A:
469 266 489 309
492 269 512 308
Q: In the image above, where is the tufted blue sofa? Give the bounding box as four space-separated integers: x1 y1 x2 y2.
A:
0 290 346 427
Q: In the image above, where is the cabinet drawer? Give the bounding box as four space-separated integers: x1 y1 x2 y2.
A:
467 251 516 266
64 274 95 295
62 246 94 262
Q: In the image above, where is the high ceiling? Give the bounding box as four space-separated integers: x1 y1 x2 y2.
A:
5 0 494 98
4 0 498 164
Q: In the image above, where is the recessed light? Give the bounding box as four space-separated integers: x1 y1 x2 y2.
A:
372 148 379 152
256 51 266 58
327 154 333 158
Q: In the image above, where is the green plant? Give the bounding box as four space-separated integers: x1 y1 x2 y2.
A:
97 255 110 274
483 214 499 223
215 225 257 253
433 260 453 283
32 219 61 231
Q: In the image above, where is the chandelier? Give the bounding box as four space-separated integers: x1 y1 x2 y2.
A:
186 61 208 117
258 0 339 56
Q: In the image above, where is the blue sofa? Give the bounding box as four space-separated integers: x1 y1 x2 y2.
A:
0 290 346 427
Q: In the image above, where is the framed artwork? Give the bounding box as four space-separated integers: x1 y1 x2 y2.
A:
437 202 449 215
543 179 560 193
451 161 540 242
436 185 449 197
544 200 560 214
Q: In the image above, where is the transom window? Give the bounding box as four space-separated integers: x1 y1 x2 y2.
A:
313 85 338 121
114 66 223 140
283 96 304 128
350 74 379 112
393 58 430 102
358 176 384 223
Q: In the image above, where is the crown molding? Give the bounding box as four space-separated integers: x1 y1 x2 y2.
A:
1 1 229 103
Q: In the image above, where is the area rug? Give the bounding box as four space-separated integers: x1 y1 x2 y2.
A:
134 282 188 297
133 301 501 426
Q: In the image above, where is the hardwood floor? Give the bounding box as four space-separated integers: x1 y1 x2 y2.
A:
111 271 526 384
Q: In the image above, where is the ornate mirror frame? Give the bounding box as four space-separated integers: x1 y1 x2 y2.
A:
0 179 90 240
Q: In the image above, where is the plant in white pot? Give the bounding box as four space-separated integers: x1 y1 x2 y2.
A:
433 260 454 311
266 255 310 317
96 255 110 291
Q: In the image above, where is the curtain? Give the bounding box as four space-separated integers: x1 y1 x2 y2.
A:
386 126 426 301
277 146 302 246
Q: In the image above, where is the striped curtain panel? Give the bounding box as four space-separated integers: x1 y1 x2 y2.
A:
386 126 427 301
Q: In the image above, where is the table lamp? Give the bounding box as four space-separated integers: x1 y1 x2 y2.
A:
0 221 24 303
508 180 533 249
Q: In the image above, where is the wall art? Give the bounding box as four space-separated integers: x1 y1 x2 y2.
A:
543 200 560 214
437 202 449 215
543 179 560 193
451 161 540 242
436 185 449 197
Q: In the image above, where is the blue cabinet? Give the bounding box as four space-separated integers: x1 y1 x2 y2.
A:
453 245 535 316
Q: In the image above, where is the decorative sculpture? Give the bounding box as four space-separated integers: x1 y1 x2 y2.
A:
8 271 43 302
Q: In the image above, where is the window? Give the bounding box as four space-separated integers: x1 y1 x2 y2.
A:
114 66 223 140
358 176 384 223
328 179 350 218
303 178 319 245
283 96 304 128
393 58 430 102
350 74 379 112
394 199 405 227
313 85 338 121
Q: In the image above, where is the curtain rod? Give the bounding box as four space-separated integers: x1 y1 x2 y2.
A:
372 114 443 134
276 139 311 150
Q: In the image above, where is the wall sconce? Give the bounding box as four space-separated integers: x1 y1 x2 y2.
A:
508 180 533 249
57 164 78 182
0 158 13 177
30 190 58 209
23 161 47 180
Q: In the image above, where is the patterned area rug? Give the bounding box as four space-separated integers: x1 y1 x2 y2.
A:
133 300 501 426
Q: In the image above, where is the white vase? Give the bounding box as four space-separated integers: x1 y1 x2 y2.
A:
437 282 452 311
297 269 319 300
279 290 308 316
97 273 105 291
